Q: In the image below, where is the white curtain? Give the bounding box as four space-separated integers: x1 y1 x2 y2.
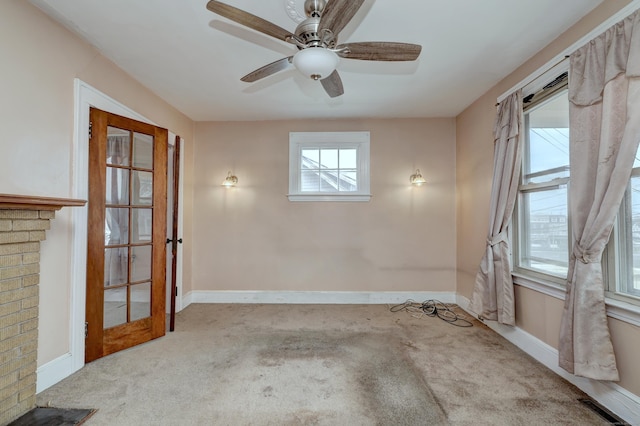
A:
559 9 640 381
471 91 523 326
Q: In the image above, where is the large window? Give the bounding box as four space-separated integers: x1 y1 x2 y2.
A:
515 87 570 280
288 131 371 202
610 162 640 301
514 74 640 306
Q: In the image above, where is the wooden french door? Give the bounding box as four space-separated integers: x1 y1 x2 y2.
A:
86 107 168 362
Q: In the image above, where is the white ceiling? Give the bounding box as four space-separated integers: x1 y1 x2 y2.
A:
30 0 603 121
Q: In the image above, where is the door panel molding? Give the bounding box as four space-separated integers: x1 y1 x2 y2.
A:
85 108 167 363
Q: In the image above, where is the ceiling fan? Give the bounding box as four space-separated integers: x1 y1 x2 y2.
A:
206 0 422 97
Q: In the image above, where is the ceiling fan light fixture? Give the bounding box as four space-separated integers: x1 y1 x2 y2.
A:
293 47 339 81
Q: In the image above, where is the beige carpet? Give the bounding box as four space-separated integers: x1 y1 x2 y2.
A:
36 304 609 425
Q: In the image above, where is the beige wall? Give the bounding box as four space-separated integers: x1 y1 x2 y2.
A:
0 0 195 366
456 0 640 397
193 118 456 293
3 0 637 405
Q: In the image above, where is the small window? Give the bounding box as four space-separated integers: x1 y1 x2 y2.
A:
288 132 371 202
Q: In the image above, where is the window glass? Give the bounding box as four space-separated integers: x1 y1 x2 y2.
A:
320 149 338 169
525 128 569 184
519 188 569 277
628 176 640 296
288 132 370 202
613 173 640 301
340 149 357 169
516 89 570 279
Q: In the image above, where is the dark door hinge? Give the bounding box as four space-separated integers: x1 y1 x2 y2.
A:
88 121 92 140
85 322 88 338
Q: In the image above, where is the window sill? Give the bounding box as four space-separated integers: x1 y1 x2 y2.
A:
512 272 640 327
287 194 371 202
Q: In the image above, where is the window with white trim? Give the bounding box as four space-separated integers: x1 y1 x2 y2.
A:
514 82 570 281
514 72 640 307
608 161 640 303
288 132 371 202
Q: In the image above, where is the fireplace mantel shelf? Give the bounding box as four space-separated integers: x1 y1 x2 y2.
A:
0 193 86 210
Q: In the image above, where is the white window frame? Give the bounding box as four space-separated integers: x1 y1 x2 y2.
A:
288 131 371 202
513 87 570 285
605 170 640 306
508 61 640 323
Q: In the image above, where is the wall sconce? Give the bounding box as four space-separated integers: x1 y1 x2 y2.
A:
410 169 426 186
222 171 238 187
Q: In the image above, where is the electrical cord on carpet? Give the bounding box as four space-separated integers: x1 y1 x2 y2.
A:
389 299 473 327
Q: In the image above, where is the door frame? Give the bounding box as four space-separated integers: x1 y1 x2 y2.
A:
36 79 185 392
166 136 184 318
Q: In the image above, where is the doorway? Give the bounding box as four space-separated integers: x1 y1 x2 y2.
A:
32 79 185 393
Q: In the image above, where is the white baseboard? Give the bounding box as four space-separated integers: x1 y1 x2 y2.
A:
36 352 78 393
456 295 640 425
182 290 456 309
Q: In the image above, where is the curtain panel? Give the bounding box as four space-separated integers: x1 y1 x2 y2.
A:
559 9 640 381
471 90 523 326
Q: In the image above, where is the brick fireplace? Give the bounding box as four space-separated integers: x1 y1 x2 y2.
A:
0 194 84 425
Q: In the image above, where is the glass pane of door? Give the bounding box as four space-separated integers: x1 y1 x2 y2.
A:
107 127 130 166
104 247 128 287
133 132 154 169
105 208 129 245
131 208 152 243
131 245 152 282
104 287 127 328
103 127 155 330
132 171 153 205
105 167 130 205
130 282 151 321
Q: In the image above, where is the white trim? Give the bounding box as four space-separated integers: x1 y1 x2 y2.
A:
497 0 640 103
605 298 640 327
182 290 195 309
287 194 372 202
175 136 185 312
36 353 73 393
512 273 566 300
456 295 640 425
288 131 371 202
182 291 455 307
512 274 640 327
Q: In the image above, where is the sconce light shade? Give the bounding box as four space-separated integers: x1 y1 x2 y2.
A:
222 171 238 187
293 47 339 81
410 169 426 186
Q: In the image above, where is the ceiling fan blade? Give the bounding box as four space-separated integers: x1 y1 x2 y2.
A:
320 70 344 98
318 0 365 37
336 42 422 61
241 57 293 82
206 0 297 44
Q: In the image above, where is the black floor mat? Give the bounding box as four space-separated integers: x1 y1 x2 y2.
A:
8 407 96 426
